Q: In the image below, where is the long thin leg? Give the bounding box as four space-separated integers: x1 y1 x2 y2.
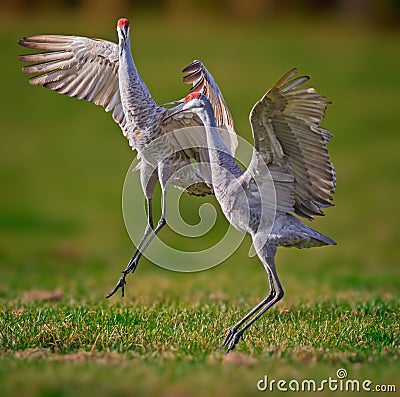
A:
125 196 155 272
124 215 166 271
223 247 284 353
221 267 275 347
124 162 172 269
124 163 158 270
107 165 159 299
127 183 168 268
106 197 155 298
106 182 168 298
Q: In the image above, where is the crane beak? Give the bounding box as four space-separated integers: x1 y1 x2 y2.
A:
161 99 183 107
162 100 185 122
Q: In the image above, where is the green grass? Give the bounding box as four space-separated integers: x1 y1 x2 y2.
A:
1 10 400 397
1 299 398 396
2 300 398 359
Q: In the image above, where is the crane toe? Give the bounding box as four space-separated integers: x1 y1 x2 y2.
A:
221 327 243 353
225 331 243 353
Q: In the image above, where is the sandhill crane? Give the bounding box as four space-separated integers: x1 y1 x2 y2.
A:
18 18 237 298
166 69 336 352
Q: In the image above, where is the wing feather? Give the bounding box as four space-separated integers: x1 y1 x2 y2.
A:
182 60 237 156
248 68 335 219
159 60 240 195
19 35 127 134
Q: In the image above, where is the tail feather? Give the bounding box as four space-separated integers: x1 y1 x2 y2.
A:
296 220 336 248
276 214 336 249
306 229 336 247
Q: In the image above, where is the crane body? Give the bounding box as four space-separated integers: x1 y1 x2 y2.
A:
168 69 336 351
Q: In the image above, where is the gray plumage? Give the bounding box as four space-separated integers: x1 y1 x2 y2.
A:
18 19 238 297
173 69 336 352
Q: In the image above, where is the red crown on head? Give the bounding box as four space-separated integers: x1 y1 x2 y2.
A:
118 18 129 28
184 92 201 103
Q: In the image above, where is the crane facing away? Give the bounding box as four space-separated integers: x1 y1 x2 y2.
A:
166 69 336 352
18 18 238 298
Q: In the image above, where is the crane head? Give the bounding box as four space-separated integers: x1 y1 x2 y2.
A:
118 18 130 28
184 92 202 103
181 92 209 113
117 18 130 45
162 92 210 122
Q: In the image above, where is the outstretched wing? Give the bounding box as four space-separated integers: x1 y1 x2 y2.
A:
18 35 127 134
160 60 239 196
248 68 335 219
181 60 237 156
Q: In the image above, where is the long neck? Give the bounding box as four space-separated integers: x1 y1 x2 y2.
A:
118 36 159 124
198 102 244 182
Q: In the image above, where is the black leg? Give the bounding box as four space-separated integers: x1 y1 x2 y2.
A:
120 183 168 277
106 185 168 299
224 258 283 353
221 268 275 348
106 198 155 298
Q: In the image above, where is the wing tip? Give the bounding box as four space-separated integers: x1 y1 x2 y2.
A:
18 38 30 48
182 59 202 74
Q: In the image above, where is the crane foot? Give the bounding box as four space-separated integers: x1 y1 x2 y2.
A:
105 257 140 299
105 273 127 299
221 328 242 353
221 328 237 348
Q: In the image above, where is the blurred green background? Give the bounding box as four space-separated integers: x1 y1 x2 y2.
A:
1 1 399 396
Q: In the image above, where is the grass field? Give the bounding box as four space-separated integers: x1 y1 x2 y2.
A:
1 11 399 397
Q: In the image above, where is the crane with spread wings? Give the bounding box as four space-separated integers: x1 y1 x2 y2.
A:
19 18 238 297
166 69 336 352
